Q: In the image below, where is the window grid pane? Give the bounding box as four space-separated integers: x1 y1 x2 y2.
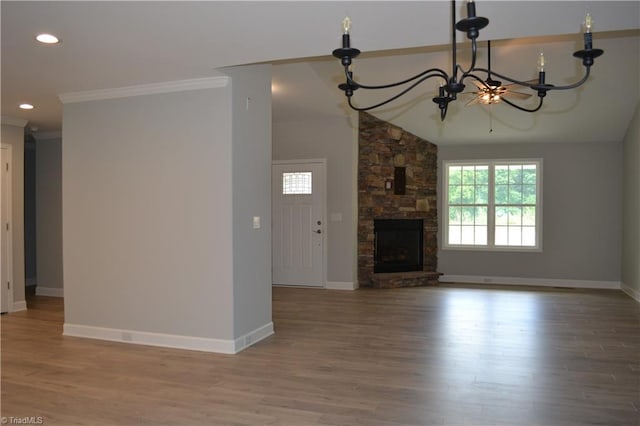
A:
492 163 537 248
494 205 537 247
446 164 489 246
282 172 312 195
446 161 540 250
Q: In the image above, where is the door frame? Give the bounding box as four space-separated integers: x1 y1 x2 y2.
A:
1 144 14 312
272 158 327 288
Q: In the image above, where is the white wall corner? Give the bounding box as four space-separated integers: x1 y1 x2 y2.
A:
59 76 230 104
440 275 621 290
233 322 274 353
325 281 356 290
63 324 237 354
36 287 64 298
1 116 28 127
11 301 27 312
621 283 640 303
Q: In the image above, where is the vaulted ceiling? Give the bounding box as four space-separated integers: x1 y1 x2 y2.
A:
2 1 639 145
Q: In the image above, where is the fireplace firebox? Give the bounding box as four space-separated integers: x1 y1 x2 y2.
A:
374 219 424 273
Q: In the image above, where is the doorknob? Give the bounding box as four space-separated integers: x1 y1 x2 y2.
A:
313 229 322 234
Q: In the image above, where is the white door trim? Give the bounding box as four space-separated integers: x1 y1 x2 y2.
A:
272 159 327 288
1 144 14 312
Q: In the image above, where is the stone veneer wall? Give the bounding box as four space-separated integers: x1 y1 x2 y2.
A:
358 112 439 288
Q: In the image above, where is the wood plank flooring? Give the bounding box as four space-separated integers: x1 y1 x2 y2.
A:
2 285 639 425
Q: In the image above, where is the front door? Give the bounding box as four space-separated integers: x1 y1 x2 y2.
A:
272 161 325 287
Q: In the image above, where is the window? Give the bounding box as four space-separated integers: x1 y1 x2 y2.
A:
444 160 542 251
282 172 312 195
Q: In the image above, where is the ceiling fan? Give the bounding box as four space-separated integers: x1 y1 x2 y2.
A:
465 41 533 107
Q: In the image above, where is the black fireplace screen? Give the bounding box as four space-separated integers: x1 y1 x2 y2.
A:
374 219 424 273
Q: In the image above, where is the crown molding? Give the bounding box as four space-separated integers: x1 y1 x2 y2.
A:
1 116 28 128
59 76 230 104
33 131 62 141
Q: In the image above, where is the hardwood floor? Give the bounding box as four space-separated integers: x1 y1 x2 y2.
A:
2 285 639 425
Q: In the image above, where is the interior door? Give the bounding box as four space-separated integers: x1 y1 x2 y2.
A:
1 146 12 313
272 161 325 287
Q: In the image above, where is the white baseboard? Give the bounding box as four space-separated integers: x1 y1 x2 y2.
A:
36 287 64 297
11 301 27 312
64 323 236 354
63 322 274 355
233 322 274 352
621 283 640 302
325 281 356 290
439 275 621 290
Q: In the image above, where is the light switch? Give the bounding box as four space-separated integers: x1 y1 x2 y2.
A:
252 216 261 229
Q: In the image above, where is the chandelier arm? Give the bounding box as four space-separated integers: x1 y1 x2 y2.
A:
501 96 544 113
461 73 491 88
345 67 448 90
538 67 591 91
457 38 479 76
475 67 591 91
347 73 449 111
472 68 538 88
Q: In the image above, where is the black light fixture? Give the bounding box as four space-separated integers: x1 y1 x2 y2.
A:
332 0 604 121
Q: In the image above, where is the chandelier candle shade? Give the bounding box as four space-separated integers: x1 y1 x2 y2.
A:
332 0 604 121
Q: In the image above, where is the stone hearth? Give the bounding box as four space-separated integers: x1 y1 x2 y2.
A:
358 112 439 288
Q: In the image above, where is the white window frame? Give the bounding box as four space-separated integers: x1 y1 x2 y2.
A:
443 159 543 252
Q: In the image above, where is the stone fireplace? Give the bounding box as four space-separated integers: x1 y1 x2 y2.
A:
358 112 439 288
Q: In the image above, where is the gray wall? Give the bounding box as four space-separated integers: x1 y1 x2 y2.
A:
62 86 236 340
622 102 640 297
1 123 26 307
36 137 63 291
224 64 273 338
272 116 356 285
438 141 622 282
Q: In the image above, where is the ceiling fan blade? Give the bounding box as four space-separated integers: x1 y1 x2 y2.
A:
459 92 477 97
503 79 538 89
502 91 532 100
465 96 482 106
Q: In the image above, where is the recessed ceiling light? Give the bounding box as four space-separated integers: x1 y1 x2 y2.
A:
35 33 60 44
19 103 35 110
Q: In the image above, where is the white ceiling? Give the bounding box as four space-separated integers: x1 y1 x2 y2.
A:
2 1 639 145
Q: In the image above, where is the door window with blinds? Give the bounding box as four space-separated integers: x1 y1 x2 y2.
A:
443 160 542 251
282 172 312 195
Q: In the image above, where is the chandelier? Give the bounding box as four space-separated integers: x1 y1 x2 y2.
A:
332 0 604 121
